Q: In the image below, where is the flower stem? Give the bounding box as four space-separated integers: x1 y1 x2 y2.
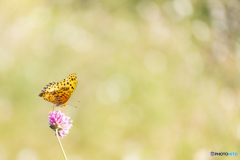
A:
56 129 68 160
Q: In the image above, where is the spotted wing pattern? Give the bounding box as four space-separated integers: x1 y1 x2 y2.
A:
39 73 77 107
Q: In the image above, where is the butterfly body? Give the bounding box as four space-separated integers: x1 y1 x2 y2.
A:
39 73 77 107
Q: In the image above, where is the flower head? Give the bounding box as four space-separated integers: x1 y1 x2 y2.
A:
49 110 73 138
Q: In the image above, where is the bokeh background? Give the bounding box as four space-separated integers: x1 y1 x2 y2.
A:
0 0 240 159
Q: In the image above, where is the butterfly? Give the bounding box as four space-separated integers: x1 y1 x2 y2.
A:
39 73 78 107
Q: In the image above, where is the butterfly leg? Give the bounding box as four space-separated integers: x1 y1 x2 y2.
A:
61 106 66 112
50 105 55 112
60 103 68 112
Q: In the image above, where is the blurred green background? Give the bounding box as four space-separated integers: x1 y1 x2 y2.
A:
0 0 240 159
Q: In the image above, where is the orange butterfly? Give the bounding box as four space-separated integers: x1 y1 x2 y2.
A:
39 73 77 107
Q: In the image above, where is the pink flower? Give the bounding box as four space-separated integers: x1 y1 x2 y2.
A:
49 110 73 138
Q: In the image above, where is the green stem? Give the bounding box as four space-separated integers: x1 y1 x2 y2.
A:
56 129 68 160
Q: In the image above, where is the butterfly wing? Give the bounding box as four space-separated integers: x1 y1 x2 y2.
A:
39 73 78 107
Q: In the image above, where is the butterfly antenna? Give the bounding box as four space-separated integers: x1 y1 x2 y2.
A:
68 103 77 108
